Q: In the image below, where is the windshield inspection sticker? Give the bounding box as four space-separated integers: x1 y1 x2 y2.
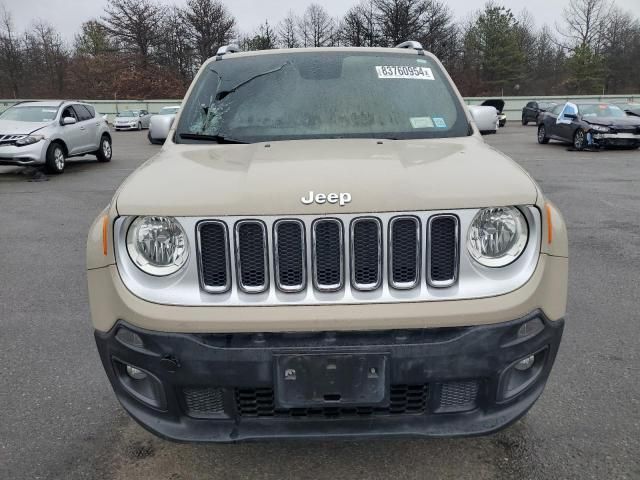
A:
376 66 434 80
433 117 447 128
410 117 435 129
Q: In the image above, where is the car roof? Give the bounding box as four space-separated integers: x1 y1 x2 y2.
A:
15 101 63 108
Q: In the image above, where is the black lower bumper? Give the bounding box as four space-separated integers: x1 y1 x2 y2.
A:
94 311 564 442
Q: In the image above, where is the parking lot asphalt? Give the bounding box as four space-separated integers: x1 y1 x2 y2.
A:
1 125 639 480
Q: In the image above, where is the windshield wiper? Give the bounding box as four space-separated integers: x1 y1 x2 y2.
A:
179 133 249 144
214 62 290 101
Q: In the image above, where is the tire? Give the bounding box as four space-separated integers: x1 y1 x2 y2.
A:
522 115 528 126
137 122 142 131
573 129 586 150
45 142 66 174
96 135 112 162
537 125 549 144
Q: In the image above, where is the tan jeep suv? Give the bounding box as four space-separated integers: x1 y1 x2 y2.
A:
87 42 568 442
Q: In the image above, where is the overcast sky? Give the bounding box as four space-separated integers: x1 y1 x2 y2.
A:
2 0 640 41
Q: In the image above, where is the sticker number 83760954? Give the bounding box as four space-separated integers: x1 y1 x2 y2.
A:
376 66 434 80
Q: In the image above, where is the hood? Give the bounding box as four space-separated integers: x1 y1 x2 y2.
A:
115 137 538 216
481 99 505 113
584 116 640 128
0 120 51 135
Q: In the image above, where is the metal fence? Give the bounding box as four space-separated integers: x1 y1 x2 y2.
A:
1 95 638 122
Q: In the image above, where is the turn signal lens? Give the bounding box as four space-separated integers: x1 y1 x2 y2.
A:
126 216 189 276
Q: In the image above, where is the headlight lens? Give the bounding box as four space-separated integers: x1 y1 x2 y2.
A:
15 135 44 146
590 125 609 132
467 207 528 267
126 216 189 276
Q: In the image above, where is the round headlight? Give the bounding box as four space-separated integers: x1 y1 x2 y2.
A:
126 216 189 276
467 207 528 267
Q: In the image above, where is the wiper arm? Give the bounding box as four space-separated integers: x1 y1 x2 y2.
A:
214 62 290 101
179 133 249 144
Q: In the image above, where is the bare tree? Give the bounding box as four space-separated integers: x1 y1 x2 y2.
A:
181 0 236 63
101 0 166 61
0 5 22 97
373 0 428 46
298 4 336 47
278 10 299 48
557 0 611 51
157 7 196 85
339 1 379 47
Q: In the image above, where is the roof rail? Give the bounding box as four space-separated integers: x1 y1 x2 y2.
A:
395 41 424 51
216 44 241 56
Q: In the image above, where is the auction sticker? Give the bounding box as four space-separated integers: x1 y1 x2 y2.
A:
376 66 434 80
433 117 447 128
410 117 434 129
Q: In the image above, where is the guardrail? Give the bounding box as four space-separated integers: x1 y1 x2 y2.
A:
1 95 639 122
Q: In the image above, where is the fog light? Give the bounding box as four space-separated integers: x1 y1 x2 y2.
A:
126 365 148 380
515 355 535 371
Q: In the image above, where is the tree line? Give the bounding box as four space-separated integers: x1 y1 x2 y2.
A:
1 0 639 100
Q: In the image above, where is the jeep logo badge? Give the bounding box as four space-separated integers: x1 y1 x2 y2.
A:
301 191 352 206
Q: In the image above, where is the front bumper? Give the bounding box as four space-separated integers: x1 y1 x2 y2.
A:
0 140 48 165
592 132 640 147
95 310 563 442
114 124 140 130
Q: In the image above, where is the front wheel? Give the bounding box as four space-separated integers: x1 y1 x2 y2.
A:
96 135 112 162
537 125 549 144
574 129 586 150
45 142 66 174
522 115 528 126
137 122 142 131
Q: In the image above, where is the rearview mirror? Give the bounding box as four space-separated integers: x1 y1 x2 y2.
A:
62 117 77 125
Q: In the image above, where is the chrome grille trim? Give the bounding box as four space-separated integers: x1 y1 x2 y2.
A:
426 214 459 288
196 220 232 293
350 217 382 291
234 220 269 294
273 219 307 293
113 208 542 307
311 218 344 292
388 216 421 290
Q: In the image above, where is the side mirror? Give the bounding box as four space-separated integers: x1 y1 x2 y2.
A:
469 107 493 135
62 117 77 125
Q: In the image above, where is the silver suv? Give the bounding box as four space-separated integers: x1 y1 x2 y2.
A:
0 100 112 174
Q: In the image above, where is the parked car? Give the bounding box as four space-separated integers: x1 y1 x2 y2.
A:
87 42 568 442
481 99 507 127
537 102 640 150
0 100 112 174
522 101 558 125
468 104 499 134
148 106 180 145
113 109 151 131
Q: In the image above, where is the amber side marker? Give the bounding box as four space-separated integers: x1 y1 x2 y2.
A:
102 215 109 256
544 203 553 244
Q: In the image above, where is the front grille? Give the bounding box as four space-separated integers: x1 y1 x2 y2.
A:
236 384 429 418
183 387 225 417
197 213 460 297
427 215 459 287
274 220 306 292
389 216 420 289
235 220 268 293
312 219 344 291
438 381 479 412
198 221 231 292
350 218 382 290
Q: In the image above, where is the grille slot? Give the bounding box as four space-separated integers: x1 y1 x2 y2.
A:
427 215 459 287
389 216 420 289
197 221 231 293
351 217 382 291
235 384 429 418
438 381 479 412
312 219 344 291
183 387 225 417
274 220 306 292
235 220 269 293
